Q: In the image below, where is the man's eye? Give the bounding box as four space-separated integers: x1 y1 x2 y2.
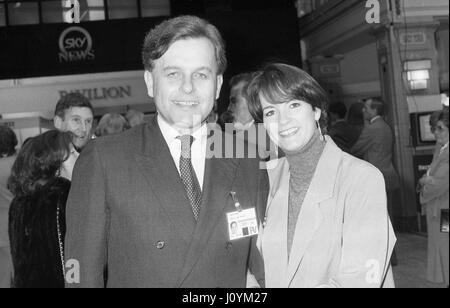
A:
194 72 208 79
167 72 179 78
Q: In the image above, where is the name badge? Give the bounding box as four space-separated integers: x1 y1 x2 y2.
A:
227 191 259 241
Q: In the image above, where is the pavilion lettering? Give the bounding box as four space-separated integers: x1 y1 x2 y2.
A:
59 86 132 101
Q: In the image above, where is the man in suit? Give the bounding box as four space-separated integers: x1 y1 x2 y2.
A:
328 102 360 153
351 97 400 265
64 16 268 288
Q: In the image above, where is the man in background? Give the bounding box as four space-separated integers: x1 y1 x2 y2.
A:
352 97 400 265
53 93 94 151
228 73 255 131
328 102 360 153
125 109 146 127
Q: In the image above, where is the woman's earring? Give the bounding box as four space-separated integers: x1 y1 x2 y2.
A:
317 120 324 142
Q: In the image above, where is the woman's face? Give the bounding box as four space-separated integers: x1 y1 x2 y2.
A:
61 146 80 181
260 95 321 154
434 120 449 146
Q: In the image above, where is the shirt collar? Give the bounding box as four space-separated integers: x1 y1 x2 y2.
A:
157 114 207 145
234 119 255 131
370 115 382 124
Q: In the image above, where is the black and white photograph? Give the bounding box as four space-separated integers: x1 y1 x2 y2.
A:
0 0 449 293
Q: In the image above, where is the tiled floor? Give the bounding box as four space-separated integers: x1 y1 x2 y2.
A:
393 233 448 288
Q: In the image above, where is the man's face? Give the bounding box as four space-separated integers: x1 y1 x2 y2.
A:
230 81 252 125
54 107 94 149
144 38 223 133
363 100 376 120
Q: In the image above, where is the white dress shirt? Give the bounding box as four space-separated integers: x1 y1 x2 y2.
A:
157 115 207 190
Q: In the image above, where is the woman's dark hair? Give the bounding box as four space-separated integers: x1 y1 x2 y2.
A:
0 125 18 157
246 63 329 130
8 130 74 197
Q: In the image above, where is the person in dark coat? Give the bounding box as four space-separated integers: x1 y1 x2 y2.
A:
8 130 78 288
328 102 360 153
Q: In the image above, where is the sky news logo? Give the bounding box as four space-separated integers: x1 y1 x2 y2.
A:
65 0 81 24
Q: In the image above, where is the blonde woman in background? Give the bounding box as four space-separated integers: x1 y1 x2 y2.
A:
95 113 130 137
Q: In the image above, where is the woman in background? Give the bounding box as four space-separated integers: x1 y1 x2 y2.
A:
95 113 130 137
8 130 78 288
246 63 396 288
0 126 18 288
419 108 449 286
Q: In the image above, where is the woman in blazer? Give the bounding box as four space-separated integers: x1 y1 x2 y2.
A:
419 108 449 286
246 63 396 288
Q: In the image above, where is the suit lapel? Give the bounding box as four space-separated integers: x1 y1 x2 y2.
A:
178 130 240 286
287 138 342 286
133 116 196 242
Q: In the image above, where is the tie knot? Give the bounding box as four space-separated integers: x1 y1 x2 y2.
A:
178 135 194 158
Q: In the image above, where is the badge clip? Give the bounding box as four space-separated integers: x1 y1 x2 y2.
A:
230 191 243 212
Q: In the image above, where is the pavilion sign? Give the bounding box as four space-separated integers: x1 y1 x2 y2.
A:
59 85 132 101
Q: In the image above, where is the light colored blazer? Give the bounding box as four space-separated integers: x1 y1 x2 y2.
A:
259 137 396 288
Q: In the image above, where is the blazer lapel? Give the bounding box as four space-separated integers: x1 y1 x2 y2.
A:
133 116 196 243
287 138 342 286
264 158 290 286
178 137 240 286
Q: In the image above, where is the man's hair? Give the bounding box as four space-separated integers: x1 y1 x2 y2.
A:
364 97 385 117
329 102 347 119
125 109 146 127
0 125 18 157
142 15 227 75
247 63 329 130
55 93 94 119
229 72 254 89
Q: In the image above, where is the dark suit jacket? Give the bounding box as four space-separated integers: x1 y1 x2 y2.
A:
65 115 269 288
328 120 361 153
351 117 400 192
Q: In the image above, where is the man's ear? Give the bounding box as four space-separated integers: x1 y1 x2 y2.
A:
54 115 63 130
216 75 224 100
144 70 154 98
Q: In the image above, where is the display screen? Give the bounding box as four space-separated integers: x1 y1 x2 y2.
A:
418 114 436 143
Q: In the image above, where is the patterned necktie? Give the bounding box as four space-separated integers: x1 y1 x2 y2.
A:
178 135 203 220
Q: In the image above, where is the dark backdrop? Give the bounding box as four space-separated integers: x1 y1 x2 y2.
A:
0 7 301 113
